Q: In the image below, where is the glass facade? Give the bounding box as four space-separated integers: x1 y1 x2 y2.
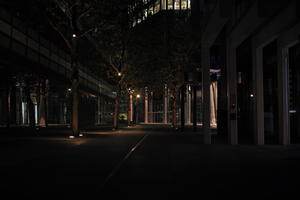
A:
174 0 180 10
168 0 173 9
263 41 279 143
130 0 191 27
182 0 188 10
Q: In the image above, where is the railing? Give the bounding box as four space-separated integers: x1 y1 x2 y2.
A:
0 7 116 99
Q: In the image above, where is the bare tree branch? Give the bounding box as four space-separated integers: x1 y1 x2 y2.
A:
77 27 95 39
108 56 120 73
45 15 72 50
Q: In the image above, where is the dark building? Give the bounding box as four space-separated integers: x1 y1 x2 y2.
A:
0 3 116 129
1 0 299 145
127 0 300 145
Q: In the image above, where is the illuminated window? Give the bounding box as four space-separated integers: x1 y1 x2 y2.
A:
154 1 160 14
161 0 166 9
187 0 191 9
174 0 180 10
168 0 173 9
181 0 187 9
148 5 153 16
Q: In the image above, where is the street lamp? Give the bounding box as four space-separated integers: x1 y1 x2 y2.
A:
117 72 122 77
72 33 77 38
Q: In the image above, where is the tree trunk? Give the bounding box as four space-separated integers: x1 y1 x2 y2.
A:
71 37 79 136
71 78 79 136
172 98 177 128
127 95 131 125
113 91 120 129
39 79 48 127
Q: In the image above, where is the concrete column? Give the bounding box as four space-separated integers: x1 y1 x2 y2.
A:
277 39 290 145
210 82 217 127
180 84 185 131
163 85 168 124
252 44 265 145
192 85 197 131
144 90 149 123
227 42 238 145
149 92 153 123
202 45 211 144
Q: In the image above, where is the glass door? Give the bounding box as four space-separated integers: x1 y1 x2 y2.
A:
263 40 279 144
289 43 300 143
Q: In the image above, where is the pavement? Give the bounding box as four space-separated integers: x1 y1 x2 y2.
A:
0 124 298 199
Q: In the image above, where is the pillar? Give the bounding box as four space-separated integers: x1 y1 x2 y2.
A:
192 85 197 131
210 81 218 127
202 45 211 144
277 38 290 145
149 92 153 123
252 42 265 145
180 84 185 131
144 89 149 123
227 41 238 144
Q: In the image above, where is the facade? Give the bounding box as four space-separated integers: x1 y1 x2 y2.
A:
130 0 300 145
0 6 116 128
130 0 191 26
199 0 300 144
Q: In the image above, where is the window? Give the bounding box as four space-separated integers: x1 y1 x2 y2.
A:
148 5 153 16
168 0 173 9
154 1 160 13
181 0 187 9
174 0 180 10
187 0 191 9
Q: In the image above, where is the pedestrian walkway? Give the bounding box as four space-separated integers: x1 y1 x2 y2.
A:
0 124 297 199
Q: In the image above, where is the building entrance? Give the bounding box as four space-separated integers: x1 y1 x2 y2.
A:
236 38 254 144
263 41 279 144
289 43 300 143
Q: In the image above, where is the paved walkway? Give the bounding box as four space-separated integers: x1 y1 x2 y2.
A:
0 125 297 199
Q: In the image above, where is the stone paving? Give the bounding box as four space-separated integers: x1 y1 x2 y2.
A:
0 125 297 199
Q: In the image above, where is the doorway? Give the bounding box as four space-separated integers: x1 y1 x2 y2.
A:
236 38 254 144
263 40 279 144
289 43 300 143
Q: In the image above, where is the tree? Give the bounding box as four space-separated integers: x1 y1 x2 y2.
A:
39 0 109 135
90 0 146 129
126 11 201 127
